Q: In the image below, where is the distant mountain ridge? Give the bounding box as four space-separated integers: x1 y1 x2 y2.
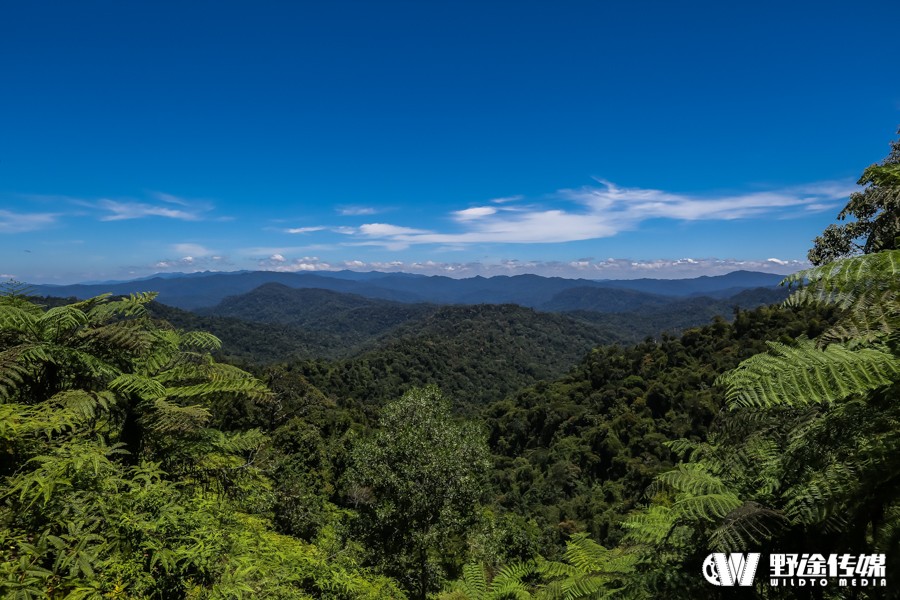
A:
199 283 435 346
28 269 788 309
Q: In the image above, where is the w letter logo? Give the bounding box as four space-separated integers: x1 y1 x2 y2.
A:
702 553 761 586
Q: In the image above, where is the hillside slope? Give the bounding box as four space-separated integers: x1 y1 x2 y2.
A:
200 283 436 345
293 304 625 409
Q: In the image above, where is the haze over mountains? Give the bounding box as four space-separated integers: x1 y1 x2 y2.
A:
26 270 791 390
28 269 787 310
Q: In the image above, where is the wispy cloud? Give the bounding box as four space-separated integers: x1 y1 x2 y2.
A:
453 206 497 221
285 226 326 234
151 191 193 207
0 210 60 233
358 223 429 236
337 206 379 216
97 198 209 221
490 195 524 204
337 179 852 248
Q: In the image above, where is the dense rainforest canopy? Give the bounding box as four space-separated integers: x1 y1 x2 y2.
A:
2 132 899 599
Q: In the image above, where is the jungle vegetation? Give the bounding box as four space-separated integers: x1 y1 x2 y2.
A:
2 132 899 598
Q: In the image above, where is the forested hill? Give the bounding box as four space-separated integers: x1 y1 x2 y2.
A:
162 282 788 371
291 303 623 409
482 302 838 552
198 283 436 346
567 285 791 336
22 280 785 370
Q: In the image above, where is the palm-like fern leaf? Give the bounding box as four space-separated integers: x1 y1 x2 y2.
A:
719 340 899 408
709 502 787 551
784 249 900 308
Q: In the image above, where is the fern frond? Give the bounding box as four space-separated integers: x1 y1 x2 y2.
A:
656 463 729 496
487 579 532 599
143 398 212 434
109 373 167 400
493 560 537 586
621 505 675 545
0 347 35 398
37 305 89 338
663 438 702 461
180 330 222 351
463 563 488 596
784 250 900 308
783 462 858 525
0 303 41 333
537 559 579 579
78 321 155 354
719 340 899 408
674 492 742 522
709 501 787 551
818 290 899 347
85 292 153 323
50 390 114 420
563 533 607 572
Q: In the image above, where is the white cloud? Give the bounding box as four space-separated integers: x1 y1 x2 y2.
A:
338 179 851 247
286 226 326 234
0 210 60 233
453 206 497 221
257 255 334 272
151 191 193 207
97 199 208 221
152 251 229 271
253 257 806 279
561 179 850 222
490 195 524 204
337 206 378 216
358 223 431 236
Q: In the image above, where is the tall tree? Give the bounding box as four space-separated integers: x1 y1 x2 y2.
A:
345 386 492 599
808 129 900 265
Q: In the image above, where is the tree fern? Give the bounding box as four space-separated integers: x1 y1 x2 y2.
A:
718 339 899 408
1 293 397 598
708 502 787 552
785 249 900 306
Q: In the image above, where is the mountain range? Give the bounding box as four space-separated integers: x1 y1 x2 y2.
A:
28 269 788 310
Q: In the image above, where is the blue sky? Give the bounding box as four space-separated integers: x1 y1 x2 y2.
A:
2 0 899 283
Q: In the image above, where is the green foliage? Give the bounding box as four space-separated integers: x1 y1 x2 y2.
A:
598 249 900 598
295 304 627 411
438 562 536 600
719 339 899 408
345 386 492 599
533 533 637 600
809 129 900 265
0 293 405 599
482 303 835 553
